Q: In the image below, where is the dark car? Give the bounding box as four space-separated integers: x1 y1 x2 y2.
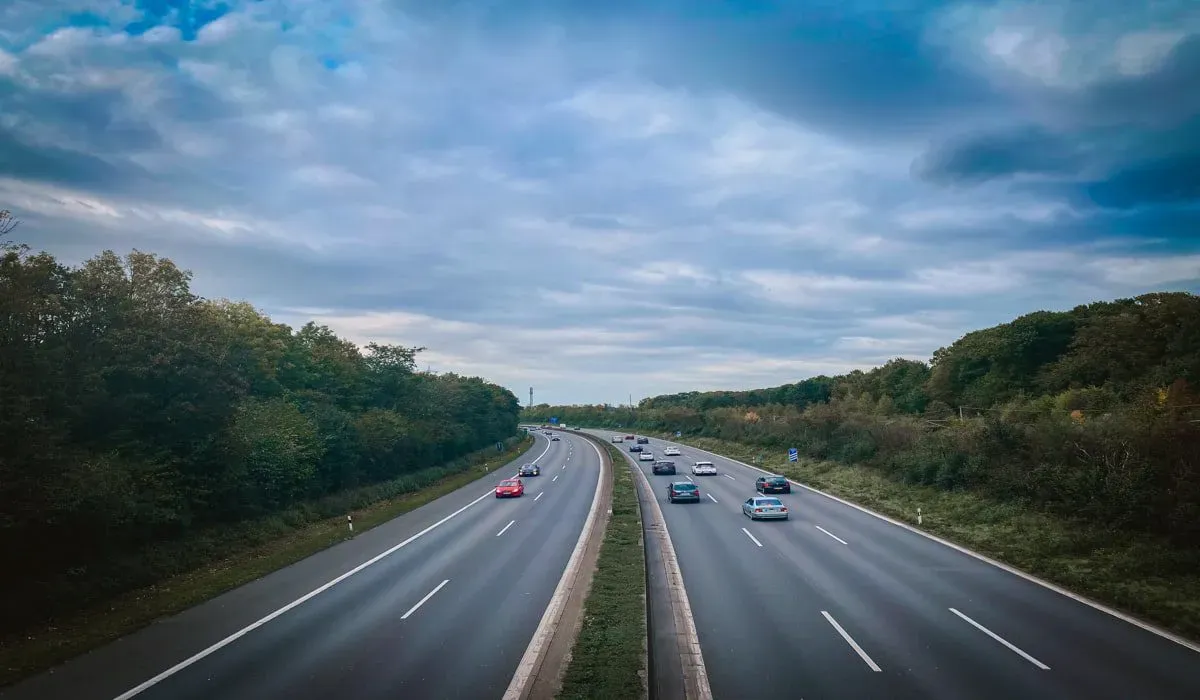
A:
519 463 541 477
756 475 791 494
652 460 676 475
666 481 700 503
629 444 643 453
636 436 649 444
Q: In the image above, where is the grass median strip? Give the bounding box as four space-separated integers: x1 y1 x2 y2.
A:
672 434 1200 641
0 435 534 689
558 443 647 700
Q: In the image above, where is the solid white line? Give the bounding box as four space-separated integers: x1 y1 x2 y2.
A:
400 579 450 620
496 520 516 537
741 527 763 548
113 483 502 699
534 491 544 501
816 525 848 545
663 438 1200 656
949 608 1051 669
552 473 560 482
707 493 719 504
821 611 882 672
721 473 736 481
504 436 607 699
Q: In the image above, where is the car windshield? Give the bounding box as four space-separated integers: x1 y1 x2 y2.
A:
500 480 518 487
757 497 782 506
768 477 787 485
673 483 697 491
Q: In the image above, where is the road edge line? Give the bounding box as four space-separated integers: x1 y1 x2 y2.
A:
503 432 611 700
623 447 714 699
673 437 1200 655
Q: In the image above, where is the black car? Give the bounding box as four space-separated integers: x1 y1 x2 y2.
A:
519 463 541 477
636 436 649 444
666 481 700 503
652 460 676 475
629 445 643 453
756 475 791 494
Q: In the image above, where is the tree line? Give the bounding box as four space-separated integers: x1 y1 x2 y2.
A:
527 292 1200 541
1 215 521 631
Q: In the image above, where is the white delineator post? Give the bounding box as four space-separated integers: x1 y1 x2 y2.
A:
347 515 354 534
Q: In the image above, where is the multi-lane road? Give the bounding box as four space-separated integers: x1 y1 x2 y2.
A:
2 431 601 700
595 430 1200 700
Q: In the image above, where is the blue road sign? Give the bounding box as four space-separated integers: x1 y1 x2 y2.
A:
550 416 558 424
788 448 799 462
676 431 682 437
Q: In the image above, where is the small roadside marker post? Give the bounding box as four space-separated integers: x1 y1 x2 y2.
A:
348 514 354 534
918 507 923 526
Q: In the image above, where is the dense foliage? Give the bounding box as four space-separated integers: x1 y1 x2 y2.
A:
527 293 1200 541
1 226 520 628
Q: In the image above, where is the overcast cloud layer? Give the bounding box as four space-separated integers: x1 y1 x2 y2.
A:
3 0 1199 405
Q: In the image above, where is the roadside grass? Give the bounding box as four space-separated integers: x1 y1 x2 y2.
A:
0 435 534 689
559 442 647 700
672 435 1200 641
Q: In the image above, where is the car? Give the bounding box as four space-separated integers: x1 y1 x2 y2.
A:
755 475 791 494
612 435 624 443
638 452 655 461
629 444 643 453
625 434 635 441
636 436 649 444
495 478 525 498
652 460 676 475
551 436 560 441
691 461 718 476
666 481 701 503
743 495 788 519
519 463 541 477
663 446 681 456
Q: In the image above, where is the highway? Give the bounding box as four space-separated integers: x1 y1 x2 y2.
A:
1 431 602 700
594 430 1200 700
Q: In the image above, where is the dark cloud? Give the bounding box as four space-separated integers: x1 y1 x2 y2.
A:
1076 35 1200 127
0 127 135 190
912 127 1085 185
1086 152 1200 209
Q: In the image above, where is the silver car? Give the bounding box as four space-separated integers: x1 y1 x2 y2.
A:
742 496 789 520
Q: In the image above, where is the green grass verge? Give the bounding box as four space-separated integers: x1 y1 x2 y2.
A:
669 434 1200 641
0 435 534 689
558 442 647 700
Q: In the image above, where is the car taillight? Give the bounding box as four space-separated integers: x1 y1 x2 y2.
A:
780 507 787 512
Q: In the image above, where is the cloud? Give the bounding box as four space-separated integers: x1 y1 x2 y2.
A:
1 0 1198 405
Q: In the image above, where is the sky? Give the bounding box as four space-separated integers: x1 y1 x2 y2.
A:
2 0 1199 406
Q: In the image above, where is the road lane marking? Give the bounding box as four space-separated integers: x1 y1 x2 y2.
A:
534 491 544 501
707 493 719 504
552 474 560 482
949 608 1050 669
496 520 516 537
815 525 848 545
685 475 694 482
741 528 763 547
562 464 567 469
114 439 552 700
721 474 736 481
821 611 882 672
401 579 450 620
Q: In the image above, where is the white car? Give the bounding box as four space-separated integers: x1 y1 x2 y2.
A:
663 446 681 456
612 435 624 443
638 452 655 462
692 461 718 475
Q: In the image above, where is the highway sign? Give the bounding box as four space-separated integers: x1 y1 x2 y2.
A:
788 448 799 462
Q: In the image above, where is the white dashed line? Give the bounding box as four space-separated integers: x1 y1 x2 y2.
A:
821 611 882 672
707 493 719 504
949 608 1050 669
534 491 544 501
815 525 848 545
552 474 559 482
741 527 763 548
722 474 736 481
401 579 450 620
496 520 516 537
562 464 566 470
685 475 694 482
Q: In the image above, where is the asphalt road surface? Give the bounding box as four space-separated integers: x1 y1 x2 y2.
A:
2 431 601 700
594 431 1200 700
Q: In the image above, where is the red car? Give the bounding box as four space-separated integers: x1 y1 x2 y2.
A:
495 478 525 498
